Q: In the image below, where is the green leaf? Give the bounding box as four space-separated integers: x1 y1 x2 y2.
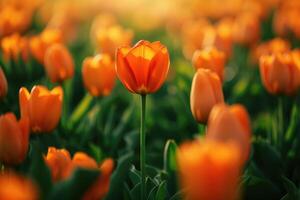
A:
163 140 178 172
281 176 300 200
129 165 141 185
155 181 167 200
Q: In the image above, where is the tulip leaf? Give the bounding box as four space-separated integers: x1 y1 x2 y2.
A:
280 176 300 200
163 140 178 172
155 181 167 200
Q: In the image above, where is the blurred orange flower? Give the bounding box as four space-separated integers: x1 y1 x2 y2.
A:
0 113 29 165
19 85 63 133
82 54 116 97
116 40 170 94
192 47 226 81
190 68 224 124
0 172 38 200
0 68 8 99
177 139 241 200
44 43 74 83
1 33 29 62
207 103 252 162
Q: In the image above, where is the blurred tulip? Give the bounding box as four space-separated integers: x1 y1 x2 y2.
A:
190 68 224 124
0 68 8 99
1 33 29 62
96 24 133 57
29 29 63 64
0 172 38 200
116 40 170 94
44 43 74 83
71 152 98 169
192 47 226 81
82 54 116 96
0 113 29 165
177 139 241 200
207 104 251 162
44 147 71 182
19 85 63 133
259 52 300 95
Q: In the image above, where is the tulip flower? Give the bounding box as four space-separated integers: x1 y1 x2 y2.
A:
116 40 170 94
82 54 116 96
19 85 63 133
177 139 241 200
29 29 63 64
0 68 8 99
190 68 224 124
259 52 300 95
1 33 29 62
44 43 74 83
192 47 226 81
0 113 29 165
207 104 252 162
0 172 38 200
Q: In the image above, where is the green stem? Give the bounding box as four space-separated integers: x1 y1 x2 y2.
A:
277 97 284 151
140 94 146 199
285 100 299 141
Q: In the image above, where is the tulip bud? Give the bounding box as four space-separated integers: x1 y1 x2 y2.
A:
44 43 74 83
1 33 29 62
0 68 8 99
190 68 224 124
192 47 226 81
177 139 241 200
19 85 63 133
116 40 170 94
0 113 29 165
82 54 116 96
207 104 251 163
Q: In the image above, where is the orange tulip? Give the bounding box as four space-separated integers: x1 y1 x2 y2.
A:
259 52 300 95
1 33 29 62
192 47 226 81
177 139 241 200
206 104 251 162
0 68 8 99
44 43 74 83
0 113 29 165
0 172 38 200
44 147 71 182
82 54 116 96
116 40 170 94
190 68 224 124
19 85 63 133
29 29 63 64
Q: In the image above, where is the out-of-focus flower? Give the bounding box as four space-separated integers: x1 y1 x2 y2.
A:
116 40 170 94
177 139 241 200
0 68 8 99
0 113 29 165
213 19 234 57
19 85 63 133
44 43 74 83
192 47 226 81
207 103 252 162
29 29 63 64
82 54 116 97
259 52 300 95
0 172 38 200
190 68 224 124
44 147 71 182
1 33 29 62
95 24 133 57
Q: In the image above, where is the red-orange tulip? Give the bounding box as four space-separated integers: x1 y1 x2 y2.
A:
192 47 226 81
19 85 63 133
259 52 300 95
116 40 170 94
1 33 29 62
0 68 8 99
0 113 29 165
82 54 116 96
190 68 224 124
177 139 241 200
207 104 252 162
44 43 74 83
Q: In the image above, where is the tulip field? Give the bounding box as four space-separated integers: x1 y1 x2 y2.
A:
1 0 300 199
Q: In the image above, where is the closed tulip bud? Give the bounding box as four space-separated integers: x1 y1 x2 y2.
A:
259 52 300 95
44 43 74 83
177 139 241 200
0 68 8 99
116 40 170 94
0 172 38 200
192 47 226 81
190 68 224 124
207 104 251 163
1 33 29 62
71 152 98 169
0 113 29 165
82 54 116 96
19 85 63 133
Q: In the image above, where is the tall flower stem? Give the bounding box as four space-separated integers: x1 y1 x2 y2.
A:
140 94 146 199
